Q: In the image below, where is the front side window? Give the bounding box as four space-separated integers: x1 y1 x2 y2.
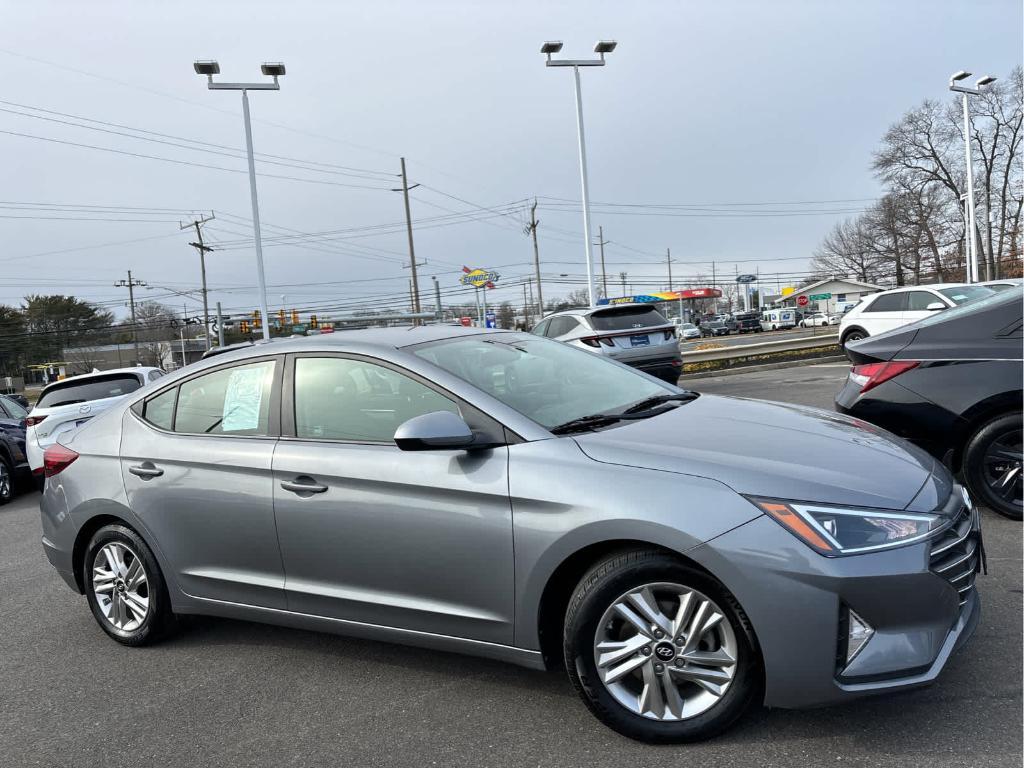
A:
294 357 459 442
1 396 27 419
905 291 941 311
412 334 668 429
864 292 906 312
174 360 275 435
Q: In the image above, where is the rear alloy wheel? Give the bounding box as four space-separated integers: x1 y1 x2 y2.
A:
0 454 12 505
564 550 758 742
842 330 866 347
964 414 1023 520
84 524 177 645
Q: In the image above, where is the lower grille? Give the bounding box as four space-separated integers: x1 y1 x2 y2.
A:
929 501 981 608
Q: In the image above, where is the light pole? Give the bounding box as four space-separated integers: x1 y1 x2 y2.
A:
949 70 996 284
194 60 285 341
541 40 617 308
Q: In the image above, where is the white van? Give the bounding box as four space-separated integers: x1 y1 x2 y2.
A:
761 308 796 331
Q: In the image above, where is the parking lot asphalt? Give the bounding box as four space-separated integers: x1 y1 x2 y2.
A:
1 362 1021 768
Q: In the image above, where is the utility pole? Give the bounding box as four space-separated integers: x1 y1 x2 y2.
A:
666 247 673 291
527 277 535 321
113 270 145 364
431 276 442 321
619 271 627 296
181 213 215 350
522 281 530 329
394 158 423 321
216 301 225 346
526 200 544 312
594 226 609 298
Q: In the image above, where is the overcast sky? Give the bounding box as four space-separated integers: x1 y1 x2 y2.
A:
1 0 1021 321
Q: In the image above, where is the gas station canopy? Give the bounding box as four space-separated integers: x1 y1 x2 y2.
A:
597 288 722 306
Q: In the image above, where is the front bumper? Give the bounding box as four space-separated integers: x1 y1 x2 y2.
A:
687 491 981 709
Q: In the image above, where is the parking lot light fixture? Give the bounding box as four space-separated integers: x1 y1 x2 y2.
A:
949 70 997 283
193 60 285 341
541 40 617 307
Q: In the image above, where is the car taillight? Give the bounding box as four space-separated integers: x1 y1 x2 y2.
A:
25 415 47 427
849 361 919 394
43 444 79 477
580 337 615 348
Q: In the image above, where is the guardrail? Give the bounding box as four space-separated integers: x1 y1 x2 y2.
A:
681 333 840 366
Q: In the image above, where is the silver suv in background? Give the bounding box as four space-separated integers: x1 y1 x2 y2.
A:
532 304 682 382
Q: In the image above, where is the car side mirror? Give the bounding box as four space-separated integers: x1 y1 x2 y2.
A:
394 410 476 451
925 302 946 311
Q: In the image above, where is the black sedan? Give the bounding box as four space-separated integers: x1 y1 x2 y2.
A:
701 320 731 337
836 289 1023 519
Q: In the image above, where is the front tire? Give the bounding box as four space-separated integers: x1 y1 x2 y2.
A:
963 413 1023 520
83 524 177 645
563 549 759 743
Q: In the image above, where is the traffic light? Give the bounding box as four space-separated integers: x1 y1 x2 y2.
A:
291 309 299 325
310 314 319 329
240 320 250 334
253 309 262 329
277 309 286 327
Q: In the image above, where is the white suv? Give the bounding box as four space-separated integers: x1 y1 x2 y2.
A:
26 367 164 476
839 283 994 348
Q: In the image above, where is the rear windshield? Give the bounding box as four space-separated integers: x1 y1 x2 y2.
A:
36 373 142 408
589 306 668 331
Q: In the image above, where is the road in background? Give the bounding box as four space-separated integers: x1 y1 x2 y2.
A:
1 361 1020 768
679 326 838 352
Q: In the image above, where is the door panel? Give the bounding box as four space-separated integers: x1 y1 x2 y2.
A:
120 414 285 607
273 354 514 644
273 442 514 643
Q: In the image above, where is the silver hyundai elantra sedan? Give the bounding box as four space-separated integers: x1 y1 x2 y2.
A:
39 326 981 742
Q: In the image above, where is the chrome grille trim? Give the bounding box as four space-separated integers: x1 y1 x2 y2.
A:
928 492 980 609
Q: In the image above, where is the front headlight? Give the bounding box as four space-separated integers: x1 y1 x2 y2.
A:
749 498 943 556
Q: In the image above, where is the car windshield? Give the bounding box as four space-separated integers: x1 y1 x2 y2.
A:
937 285 995 305
410 334 671 429
912 289 1020 329
680 323 696 330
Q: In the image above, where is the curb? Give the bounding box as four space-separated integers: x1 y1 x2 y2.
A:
678 355 848 381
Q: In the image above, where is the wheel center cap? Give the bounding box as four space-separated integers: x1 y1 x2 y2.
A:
654 642 675 661
115 579 126 593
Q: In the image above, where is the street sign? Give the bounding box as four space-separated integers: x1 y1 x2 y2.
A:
459 316 473 327
809 293 832 301
736 274 757 283
485 312 496 329
797 295 809 307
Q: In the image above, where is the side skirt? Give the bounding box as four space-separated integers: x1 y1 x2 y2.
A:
180 594 547 671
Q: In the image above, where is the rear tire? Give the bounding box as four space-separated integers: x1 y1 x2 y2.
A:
563 549 759 743
963 413 1023 520
83 524 178 645
0 454 13 505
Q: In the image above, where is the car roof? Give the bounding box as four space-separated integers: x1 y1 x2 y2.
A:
871 283 970 295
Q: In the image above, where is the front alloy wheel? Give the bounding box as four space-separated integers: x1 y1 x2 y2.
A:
564 550 758 743
594 583 739 721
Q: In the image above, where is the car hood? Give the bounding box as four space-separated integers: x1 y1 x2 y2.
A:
572 394 946 511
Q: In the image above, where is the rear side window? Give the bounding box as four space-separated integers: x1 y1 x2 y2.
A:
589 306 668 331
1 396 27 419
148 370 165 382
174 360 276 435
863 293 906 312
143 388 177 431
36 373 143 408
547 316 580 337
531 319 550 337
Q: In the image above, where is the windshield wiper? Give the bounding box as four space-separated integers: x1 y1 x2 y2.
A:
550 414 625 435
622 392 699 414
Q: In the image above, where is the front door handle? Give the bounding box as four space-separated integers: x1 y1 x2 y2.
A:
128 463 163 479
280 477 328 495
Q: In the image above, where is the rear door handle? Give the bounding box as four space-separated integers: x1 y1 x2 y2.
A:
280 477 328 495
128 463 163 479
